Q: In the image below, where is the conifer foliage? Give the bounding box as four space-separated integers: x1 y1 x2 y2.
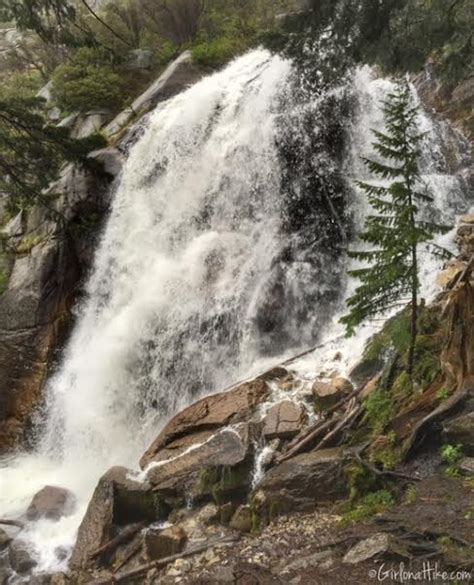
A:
0 95 106 213
341 81 449 376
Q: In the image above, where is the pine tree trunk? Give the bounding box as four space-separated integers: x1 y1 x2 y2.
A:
408 244 418 379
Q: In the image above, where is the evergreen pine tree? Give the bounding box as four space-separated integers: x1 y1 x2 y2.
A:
0 94 106 214
340 80 449 377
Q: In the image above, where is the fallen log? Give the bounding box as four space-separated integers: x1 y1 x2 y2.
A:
313 401 362 452
277 417 337 463
91 534 239 584
0 519 24 529
89 522 145 561
113 538 143 573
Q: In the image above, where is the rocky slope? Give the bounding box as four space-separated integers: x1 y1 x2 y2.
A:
1 216 470 584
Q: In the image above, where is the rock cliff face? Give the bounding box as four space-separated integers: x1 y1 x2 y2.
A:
0 164 114 451
0 52 204 453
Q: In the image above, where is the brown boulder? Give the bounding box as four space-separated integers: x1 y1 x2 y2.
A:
252 448 348 518
140 379 268 469
262 401 306 440
70 466 165 569
144 526 187 560
26 485 76 521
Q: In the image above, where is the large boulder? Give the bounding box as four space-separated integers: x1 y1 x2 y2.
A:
262 400 306 440
26 485 76 521
70 466 164 569
145 423 257 506
140 379 268 468
252 448 348 519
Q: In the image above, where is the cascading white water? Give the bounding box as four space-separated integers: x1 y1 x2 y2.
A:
0 52 470 573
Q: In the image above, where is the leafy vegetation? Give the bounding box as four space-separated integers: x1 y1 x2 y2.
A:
0 92 106 212
274 0 473 86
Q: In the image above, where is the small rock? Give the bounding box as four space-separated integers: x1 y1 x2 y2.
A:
343 533 408 564
460 213 474 225
286 550 332 571
211 565 235 582
49 574 69 585
312 377 353 411
0 567 11 585
145 526 187 560
229 505 253 533
54 546 69 561
0 528 12 551
9 539 37 574
26 485 76 521
459 457 474 475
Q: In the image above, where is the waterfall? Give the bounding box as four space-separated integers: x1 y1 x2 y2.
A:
0 51 470 573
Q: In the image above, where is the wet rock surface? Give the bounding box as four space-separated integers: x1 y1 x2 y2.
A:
140 379 268 468
26 485 76 521
8 539 37 574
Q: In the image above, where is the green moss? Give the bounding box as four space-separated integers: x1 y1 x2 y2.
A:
370 433 402 471
346 463 378 503
341 489 394 525
364 390 395 435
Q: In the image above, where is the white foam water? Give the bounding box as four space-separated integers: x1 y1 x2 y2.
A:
0 55 470 574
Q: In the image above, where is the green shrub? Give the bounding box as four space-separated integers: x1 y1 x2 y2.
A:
0 71 43 101
192 35 248 68
440 444 463 465
52 48 125 113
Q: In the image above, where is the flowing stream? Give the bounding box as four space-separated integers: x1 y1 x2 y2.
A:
0 50 471 574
